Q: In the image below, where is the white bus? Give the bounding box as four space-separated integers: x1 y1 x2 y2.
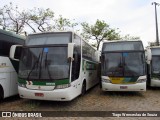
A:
146 46 160 87
10 31 99 101
0 29 25 99
101 40 146 91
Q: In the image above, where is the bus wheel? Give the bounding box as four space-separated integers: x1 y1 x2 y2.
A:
0 86 4 100
81 81 86 95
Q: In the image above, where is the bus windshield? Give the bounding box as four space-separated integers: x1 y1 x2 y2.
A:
152 56 160 74
101 52 145 77
19 46 69 81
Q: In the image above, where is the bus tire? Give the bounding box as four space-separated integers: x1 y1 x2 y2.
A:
0 85 4 100
81 81 86 95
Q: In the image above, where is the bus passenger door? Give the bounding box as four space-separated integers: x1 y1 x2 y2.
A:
10 71 18 96
71 51 81 94
86 61 95 88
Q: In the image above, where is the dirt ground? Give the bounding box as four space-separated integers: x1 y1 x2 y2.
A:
1 85 160 120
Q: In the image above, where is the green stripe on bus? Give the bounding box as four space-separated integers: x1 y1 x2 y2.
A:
18 78 27 84
18 78 69 86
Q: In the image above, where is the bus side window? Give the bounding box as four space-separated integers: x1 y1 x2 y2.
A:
0 41 12 56
15 47 22 60
72 48 81 81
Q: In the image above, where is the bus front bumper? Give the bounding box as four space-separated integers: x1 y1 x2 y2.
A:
18 86 78 101
102 82 146 91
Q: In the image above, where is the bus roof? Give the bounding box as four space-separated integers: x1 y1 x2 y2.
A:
103 39 142 43
0 29 25 40
102 40 144 52
27 31 97 51
28 31 73 36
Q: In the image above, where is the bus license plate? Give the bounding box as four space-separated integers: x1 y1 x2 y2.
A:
35 93 44 97
120 86 128 89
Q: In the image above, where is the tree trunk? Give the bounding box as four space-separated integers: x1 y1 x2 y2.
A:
97 42 100 50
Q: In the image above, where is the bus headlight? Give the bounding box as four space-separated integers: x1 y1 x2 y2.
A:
137 79 146 83
18 83 26 88
102 78 111 83
55 84 71 89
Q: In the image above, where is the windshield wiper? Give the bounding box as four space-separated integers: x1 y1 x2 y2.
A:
27 52 41 80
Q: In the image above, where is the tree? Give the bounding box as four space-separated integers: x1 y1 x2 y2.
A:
81 19 120 50
121 34 140 40
54 15 78 31
0 8 6 29
29 8 54 32
0 3 55 34
0 2 30 34
0 3 78 34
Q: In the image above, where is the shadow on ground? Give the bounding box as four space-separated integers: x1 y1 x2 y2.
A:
0 95 20 104
147 86 160 91
21 84 99 110
100 91 144 97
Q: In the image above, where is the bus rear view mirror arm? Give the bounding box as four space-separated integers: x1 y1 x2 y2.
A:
68 43 75 59
146 48 152 64
68 57 74 63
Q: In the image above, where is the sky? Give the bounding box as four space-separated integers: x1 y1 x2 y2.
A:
1 0 160 47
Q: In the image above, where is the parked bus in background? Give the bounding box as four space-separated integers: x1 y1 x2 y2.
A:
101 40 146 91
10 31 99 101
146 46 160 87
0 29 25 99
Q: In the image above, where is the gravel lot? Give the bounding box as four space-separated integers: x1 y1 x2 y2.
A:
1 85 160 120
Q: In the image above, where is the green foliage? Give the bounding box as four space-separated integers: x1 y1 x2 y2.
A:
54 15 78 31
149 41 157 46
121 34 140 40
0 2 30 34
29 8 54 32
0 3 78 34
81 19 120 50
0 2 139 44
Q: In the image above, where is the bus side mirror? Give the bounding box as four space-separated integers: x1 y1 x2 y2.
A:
95 51 100 62
10 45 22 61
146 48 152 64
68 43 75 62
